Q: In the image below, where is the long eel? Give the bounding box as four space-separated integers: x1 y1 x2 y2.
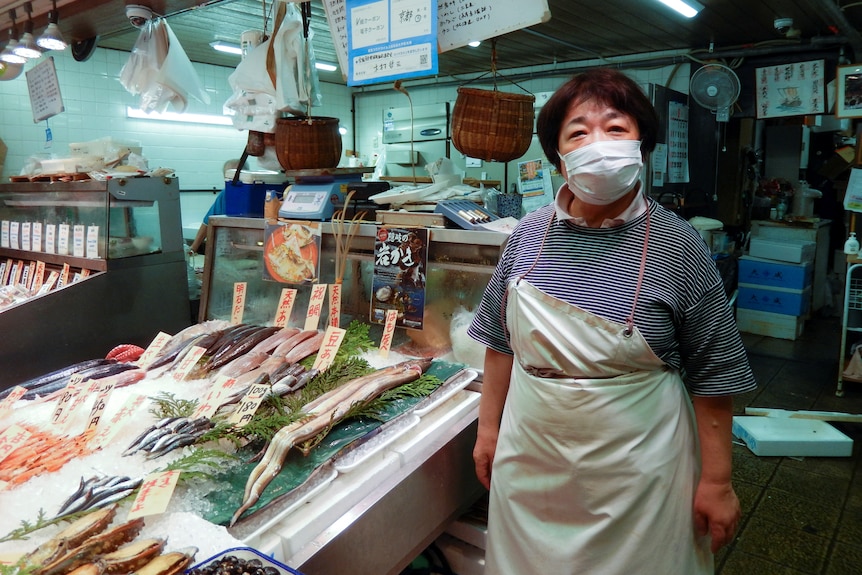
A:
230 357 432 526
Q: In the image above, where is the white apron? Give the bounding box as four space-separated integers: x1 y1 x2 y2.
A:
485 215 712 575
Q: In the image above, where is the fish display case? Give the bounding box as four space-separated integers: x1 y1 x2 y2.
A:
198 216 505 572
0 177 191 386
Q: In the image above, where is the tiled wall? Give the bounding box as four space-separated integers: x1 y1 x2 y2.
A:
0 46 353 190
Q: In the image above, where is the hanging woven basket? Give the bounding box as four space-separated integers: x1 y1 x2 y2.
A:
451 86 535 163
275 116 342 171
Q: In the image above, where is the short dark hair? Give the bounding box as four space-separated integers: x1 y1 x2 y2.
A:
537 68 659 172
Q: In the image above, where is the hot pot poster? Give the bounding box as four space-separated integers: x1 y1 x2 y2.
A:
370 226 428 330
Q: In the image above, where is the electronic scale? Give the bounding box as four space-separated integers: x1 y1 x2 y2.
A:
278 169 373 221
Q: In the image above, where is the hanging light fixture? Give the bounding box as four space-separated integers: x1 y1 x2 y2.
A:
13 2 42 59
37 0 67 51
0 12 26 65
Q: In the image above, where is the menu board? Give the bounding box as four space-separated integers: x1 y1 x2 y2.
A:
26 57 64 122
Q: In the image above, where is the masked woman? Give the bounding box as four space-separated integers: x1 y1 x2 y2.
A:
467 68 756 574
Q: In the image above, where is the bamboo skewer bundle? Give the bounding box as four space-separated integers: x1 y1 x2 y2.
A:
332 190 367 285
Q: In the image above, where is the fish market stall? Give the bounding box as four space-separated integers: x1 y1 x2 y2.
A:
0 349 482 573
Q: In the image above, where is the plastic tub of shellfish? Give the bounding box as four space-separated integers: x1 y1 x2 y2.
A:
186 546 304 575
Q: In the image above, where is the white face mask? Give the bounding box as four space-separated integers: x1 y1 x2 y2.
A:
558 140 644 205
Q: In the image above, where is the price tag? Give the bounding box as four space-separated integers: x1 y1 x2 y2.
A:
9 221 18 250
274 288 297 327
127 470 181 520
304 284 328 331
0 424 33 464
83 380 115 433
312 325 346 372
0 552 25 565
19 261 30 290
38 270 59 295
25 262 35 290
60 378 103 433
0 220 8 248
173 345 207 381
0 386 27 420
45 223 56 254
58 263 70 288
227 381 272 427
379 309 398 358
31 221 42 252
137 331 172 368
32 261 46 293
0 259 10 285
10 260 22 287
191 374 237 419
231 282 247 325
21 222 31 252
51 375 82 426
57 223 69 255
72 224 85 257
88 393 148 450
86 225 99 258
328 283 342 328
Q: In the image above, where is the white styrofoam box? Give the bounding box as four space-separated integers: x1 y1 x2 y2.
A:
738 256 812 290
736 308 805 340
748 237 815 263
446 517 487 551
435 533 486 575
732 416 853 457
737 283 811 316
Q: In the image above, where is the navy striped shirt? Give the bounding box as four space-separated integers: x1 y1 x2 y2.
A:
467 199 757 397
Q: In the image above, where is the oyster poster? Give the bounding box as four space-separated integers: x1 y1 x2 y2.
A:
756 60 825 119
370 226 428 330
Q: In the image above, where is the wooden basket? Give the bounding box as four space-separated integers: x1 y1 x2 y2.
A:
451 87 536 163
275 116 343 170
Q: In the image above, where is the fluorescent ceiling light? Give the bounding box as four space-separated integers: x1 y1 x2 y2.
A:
210 40 242 55
315 61 337 72
468 41 481 48
656 0 703 18
126 106 233 126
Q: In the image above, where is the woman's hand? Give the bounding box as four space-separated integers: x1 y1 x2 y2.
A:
693 478 740 552
474 348 514 490
473 427 498 490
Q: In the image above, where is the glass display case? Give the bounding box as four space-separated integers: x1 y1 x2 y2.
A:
200 216 506 360
0 177 191 386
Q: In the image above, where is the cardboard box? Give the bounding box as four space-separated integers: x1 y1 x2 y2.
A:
749 237 815 263
736 308 805 340
737 283 811 316
732 416 853 457
738 256 812 290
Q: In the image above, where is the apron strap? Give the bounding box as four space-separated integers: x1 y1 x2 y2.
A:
505 202 653 342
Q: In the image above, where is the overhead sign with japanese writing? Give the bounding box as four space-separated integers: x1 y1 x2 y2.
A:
346 0 438 86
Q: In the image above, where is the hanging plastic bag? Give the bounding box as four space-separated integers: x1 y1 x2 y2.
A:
120 18 209 114
273 2 322 115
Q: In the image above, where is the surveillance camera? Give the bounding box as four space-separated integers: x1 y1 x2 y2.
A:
774 17 794 36
126 5 153 28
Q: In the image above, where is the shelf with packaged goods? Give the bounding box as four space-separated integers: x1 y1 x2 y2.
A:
0 177 191 387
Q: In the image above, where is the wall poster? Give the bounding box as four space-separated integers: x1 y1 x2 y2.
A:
370 226 428 330
667 101 689 184
755 60 825 119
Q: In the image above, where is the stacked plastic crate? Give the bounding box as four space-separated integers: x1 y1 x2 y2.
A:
736 237 816 340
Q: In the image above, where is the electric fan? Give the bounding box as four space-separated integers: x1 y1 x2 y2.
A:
689 63 741 122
